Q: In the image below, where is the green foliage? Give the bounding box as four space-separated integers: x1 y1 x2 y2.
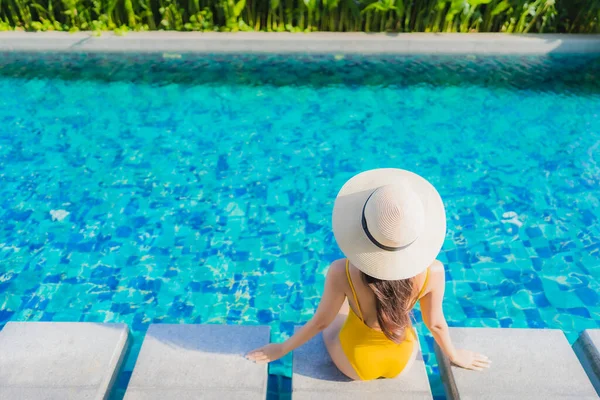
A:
0 0 598 32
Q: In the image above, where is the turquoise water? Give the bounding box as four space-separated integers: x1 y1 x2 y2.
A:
0 53 599 398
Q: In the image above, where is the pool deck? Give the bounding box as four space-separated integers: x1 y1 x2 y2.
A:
434 327 598 400
124 324 269 400
0 322 129 400
2 322 600 399
1 32 600 54
292 328 433 399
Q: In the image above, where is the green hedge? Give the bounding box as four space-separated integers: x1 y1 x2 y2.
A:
1 0 599 33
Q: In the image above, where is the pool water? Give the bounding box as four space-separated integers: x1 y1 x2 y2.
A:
0 52 599 399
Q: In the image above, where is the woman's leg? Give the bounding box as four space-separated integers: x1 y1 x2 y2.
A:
323 299 361 380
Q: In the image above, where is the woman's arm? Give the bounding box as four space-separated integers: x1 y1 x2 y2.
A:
420 261 491 371
246 260 346 364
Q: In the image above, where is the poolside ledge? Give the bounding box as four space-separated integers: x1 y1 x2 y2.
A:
0 322 129 400
292 327 433 399
124 324 269 399
435 327 598 400
1 32 600 54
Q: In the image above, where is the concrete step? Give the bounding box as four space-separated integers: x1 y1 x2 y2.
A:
573 329 600 397
124 324 269 400
434 327 598 400
0 321 129 400
292 327 433 399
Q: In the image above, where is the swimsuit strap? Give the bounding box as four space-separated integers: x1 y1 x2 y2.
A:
345 259 364 322
416 267 430 300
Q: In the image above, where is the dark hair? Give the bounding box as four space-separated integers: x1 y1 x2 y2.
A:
362 273 416 343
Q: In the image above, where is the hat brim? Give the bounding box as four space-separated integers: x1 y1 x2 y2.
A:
332 168 446 280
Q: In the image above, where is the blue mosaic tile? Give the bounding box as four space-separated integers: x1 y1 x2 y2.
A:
0 53 598 400
576 287 600 306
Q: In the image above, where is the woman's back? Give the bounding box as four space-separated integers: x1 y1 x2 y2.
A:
336 258 430 380
343 259 429 332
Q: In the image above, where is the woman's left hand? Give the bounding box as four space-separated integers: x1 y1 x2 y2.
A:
450 349 491 371
246 343 286 364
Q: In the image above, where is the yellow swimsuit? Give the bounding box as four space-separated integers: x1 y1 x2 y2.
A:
338 259 429 380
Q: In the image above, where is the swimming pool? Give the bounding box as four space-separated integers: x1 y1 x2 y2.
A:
0 52 599 399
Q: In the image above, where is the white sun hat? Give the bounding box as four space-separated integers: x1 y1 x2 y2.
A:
332 168 446 281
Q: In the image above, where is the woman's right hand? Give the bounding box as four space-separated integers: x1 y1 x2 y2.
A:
450 349 491 371
246 343 286 364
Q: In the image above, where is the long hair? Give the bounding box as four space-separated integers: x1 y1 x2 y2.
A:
362 273 416 343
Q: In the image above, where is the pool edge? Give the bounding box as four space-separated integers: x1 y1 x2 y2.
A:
1 32 600 54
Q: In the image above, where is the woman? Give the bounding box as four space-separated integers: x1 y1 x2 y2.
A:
247 168 490 380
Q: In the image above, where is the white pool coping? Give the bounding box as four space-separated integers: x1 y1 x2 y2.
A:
435 328 598 400
0 32 599 54
124 324 269 399
292 328 432 399
0 322 130 400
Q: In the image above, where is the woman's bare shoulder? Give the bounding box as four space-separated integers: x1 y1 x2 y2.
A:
419 260 445 297
323 258 348 291
328 258 347 276
427 259 446 288
430 259 444 272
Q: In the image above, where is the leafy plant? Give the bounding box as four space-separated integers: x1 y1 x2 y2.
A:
0 0 598 33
